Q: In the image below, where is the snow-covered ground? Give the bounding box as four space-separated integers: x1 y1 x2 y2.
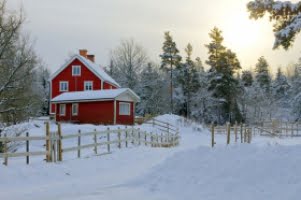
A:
1 115 301 200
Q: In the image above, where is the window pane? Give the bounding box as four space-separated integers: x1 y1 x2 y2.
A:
72 66 81 76
72 104 78 115
84 82 93 90
119 103 130 115
60 82 68 91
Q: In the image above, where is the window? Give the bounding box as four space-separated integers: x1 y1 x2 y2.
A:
119 102 130 115
84 81 93 91
72 104 78 116
59 81 68 92
72 65 81 76
59 104 66 116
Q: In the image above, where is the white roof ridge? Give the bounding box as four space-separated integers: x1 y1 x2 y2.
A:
51 88 140 103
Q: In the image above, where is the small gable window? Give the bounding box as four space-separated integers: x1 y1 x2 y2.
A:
119 102 130 116
72 65 81 76
84 81 93 91
59 81 68 92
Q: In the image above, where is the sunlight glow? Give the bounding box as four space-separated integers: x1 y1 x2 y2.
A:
222 10 262 51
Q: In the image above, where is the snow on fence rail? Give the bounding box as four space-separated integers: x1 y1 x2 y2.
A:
0 120 179 166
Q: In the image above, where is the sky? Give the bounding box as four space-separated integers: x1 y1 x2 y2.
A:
6 0 301 74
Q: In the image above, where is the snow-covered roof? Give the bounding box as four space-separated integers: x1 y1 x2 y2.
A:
49 54 120 87
51 88 140 103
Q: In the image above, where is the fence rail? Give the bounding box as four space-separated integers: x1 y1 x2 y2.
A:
0 119 180 166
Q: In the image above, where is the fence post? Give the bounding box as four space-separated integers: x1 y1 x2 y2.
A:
26 132 29 165
167 123 170 135
3 133 8 166
52 131 57 163
211 123 215 148
77 130 81 158
131 126 135 144
286 122 288 137
107 127 110 152
156 133 159 147
118 127 121 149
138 128 141 145
94 129 97 154
57 123 62 161
45 122 50 162
144 131 147 146
248 128 252 143
226 122 230 145
151 132 153 147
125 126 128 148
234 122 238 143
240 124 243 143
291 124 294 137
49 131 53 162
244 127 247 143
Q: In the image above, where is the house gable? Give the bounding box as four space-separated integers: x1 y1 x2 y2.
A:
51 58 102 98
50 55 120 88
50 51 121 114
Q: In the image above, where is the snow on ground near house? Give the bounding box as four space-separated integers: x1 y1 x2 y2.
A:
1 114 301 200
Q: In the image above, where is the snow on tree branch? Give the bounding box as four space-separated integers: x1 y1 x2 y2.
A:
247 0 301 49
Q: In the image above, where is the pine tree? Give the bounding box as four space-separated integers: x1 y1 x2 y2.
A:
160 31 181 114
205 27 242 124
255 56 271 92
241 70 253 87
174 43 200 118
273 67 290 99
136 63 168 116
195 57 204 72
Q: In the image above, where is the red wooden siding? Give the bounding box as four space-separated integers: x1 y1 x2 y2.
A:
55 101 115 124
103 82 117 89
50 58 117 113
116 101 134 125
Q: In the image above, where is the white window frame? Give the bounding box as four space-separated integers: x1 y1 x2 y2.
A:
59 81 69 92
59 104 66 116
119 102 131 116
72 103 78 116
84 81 93 91
72 65 81 76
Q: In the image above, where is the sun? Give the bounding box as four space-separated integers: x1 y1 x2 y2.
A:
222 10 262 51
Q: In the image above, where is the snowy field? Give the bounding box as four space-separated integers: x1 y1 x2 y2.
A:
1 115 301 200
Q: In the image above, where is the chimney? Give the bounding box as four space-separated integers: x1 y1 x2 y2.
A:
79 49 88 58
87 54 95 63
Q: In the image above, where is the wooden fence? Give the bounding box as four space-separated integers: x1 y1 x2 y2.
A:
253 121 301 137
0 121 179 166
210 123 252 147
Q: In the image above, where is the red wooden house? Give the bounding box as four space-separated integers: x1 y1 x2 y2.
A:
50 49 140 125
